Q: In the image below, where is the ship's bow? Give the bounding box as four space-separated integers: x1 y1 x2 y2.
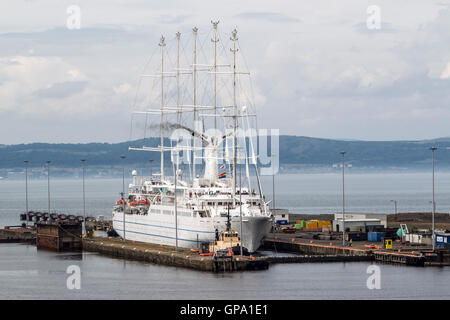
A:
233 216 273 253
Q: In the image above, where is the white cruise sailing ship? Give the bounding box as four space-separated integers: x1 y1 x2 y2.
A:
112 22 274 252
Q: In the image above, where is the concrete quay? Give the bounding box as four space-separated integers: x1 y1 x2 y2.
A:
263 233 447 266
2 226 447 269
82 237 269 272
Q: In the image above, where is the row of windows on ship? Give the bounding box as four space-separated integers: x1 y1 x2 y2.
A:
131 186 255 196
152 208 212 218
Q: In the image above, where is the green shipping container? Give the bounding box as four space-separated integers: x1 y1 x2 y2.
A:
294 221 306 229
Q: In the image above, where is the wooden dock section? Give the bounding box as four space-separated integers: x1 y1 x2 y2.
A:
36 221 82 251
82 237 268 272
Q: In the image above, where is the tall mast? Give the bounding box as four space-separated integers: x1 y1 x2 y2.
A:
231 29 238 205
176 32 181 125
192 27 198 180
159 35 166 180
211 21 219 130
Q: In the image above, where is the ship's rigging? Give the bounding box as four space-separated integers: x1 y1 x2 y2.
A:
128 21 266 212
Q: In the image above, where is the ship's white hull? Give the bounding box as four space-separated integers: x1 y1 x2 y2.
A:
112 208 272 252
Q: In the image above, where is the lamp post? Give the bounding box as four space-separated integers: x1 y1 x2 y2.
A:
81 159 86 219
240 161 243 257
175 168 178 251
120 155 126 241
390 200 397 215
172 151 178 250
340 151 346 246
149 159 154 180
172 150 180 251
272 153 276 210
430 146 437 251
120 155 126 195
24 160 29 227
46 160 51 215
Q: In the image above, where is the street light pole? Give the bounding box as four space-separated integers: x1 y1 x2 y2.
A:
272 153 276 210
172 150 179 251
340 151 346 246
430 146 437 251
390 200 397 215
175 166 178 251
120 155 126 241
24 160 29 227
240 161 243 257
81 159 86 219
121 155 126 195
149 159 153 180
46 160 51 215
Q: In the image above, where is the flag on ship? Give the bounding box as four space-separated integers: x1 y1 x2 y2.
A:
218 172 226 179
218 164 226 179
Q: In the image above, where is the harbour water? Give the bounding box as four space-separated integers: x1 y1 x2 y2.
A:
2 172 450 227
0 172 449 299
0 243 449 299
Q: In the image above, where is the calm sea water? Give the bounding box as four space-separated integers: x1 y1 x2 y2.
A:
0 243 448 300
2 172 450 226
0 173 449 299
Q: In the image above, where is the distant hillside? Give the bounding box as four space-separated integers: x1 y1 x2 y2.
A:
1 136 450 171
0 138 159 169
279 136 450 169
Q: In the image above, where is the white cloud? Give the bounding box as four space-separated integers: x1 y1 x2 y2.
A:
113 82 132 95
0 55 122 119
0 56 85 112
440 62 450 79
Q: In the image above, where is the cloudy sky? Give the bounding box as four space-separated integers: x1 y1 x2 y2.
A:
1 0 450 144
